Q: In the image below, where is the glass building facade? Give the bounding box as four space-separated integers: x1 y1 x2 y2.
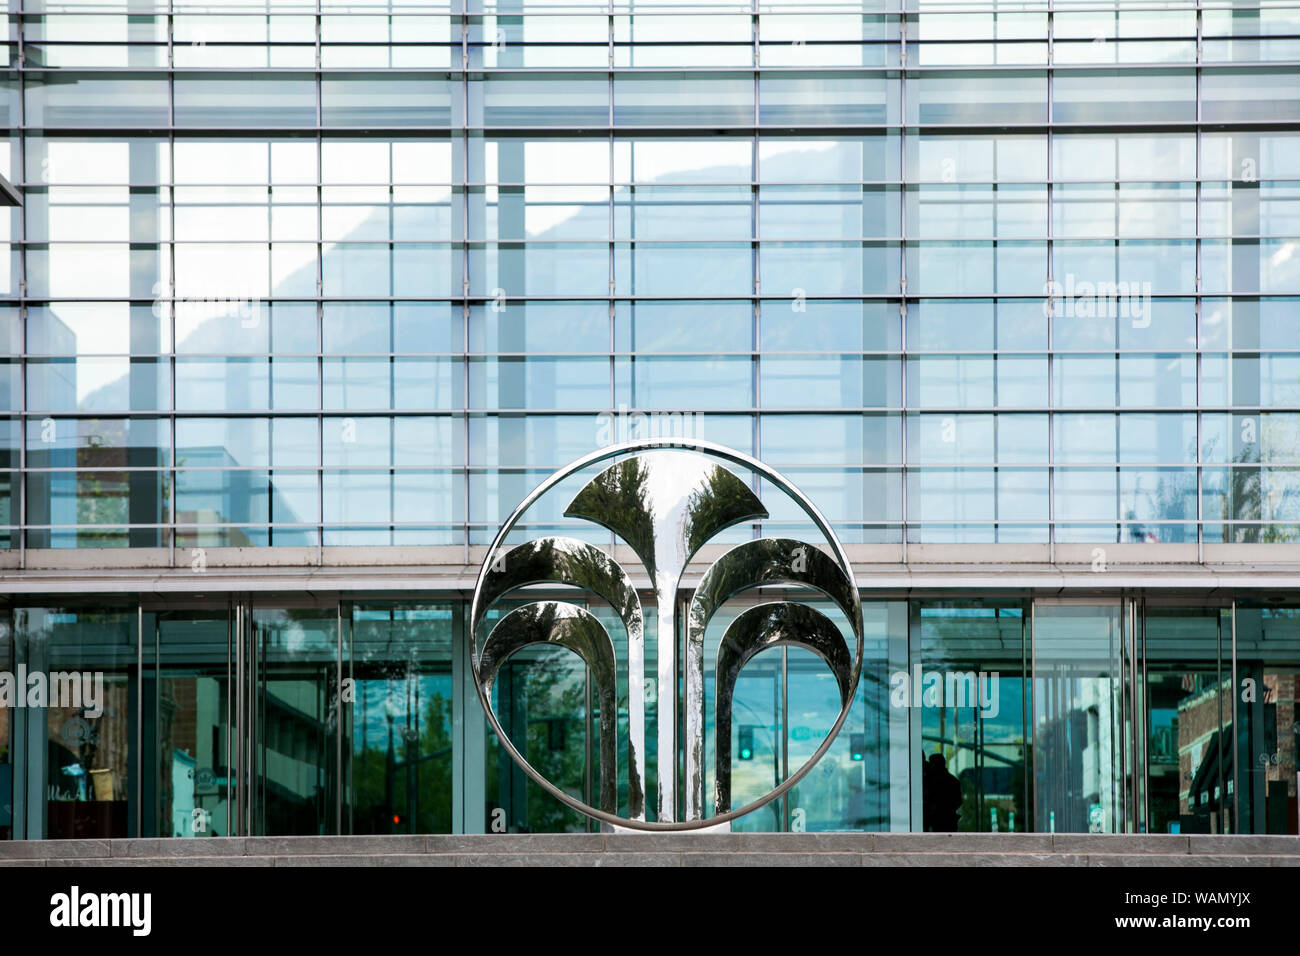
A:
0 0 1298 839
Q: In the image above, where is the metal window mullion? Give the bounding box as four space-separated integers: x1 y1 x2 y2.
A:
168 0 178 564
899 11 908 557
1230 597 1238 830
1195 3 1204 563
316 94 324 564
16 12 26 567
609 12 615 418
336 599 343 834
1046 10 1055 563
461 2 470 562
136 603 143 836
751 12 760 512
225 596 232 835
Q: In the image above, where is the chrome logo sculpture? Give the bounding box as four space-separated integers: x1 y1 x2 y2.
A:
469 438 863 831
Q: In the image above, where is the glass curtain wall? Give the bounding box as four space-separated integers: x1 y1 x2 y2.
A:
4 3 1300 554
0 593 1297 836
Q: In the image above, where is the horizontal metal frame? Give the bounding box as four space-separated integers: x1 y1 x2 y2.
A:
14 177 1300 186
13 59 1300 70
10 233 1300 242
10 4 1300 14
8 571 1300 594
19 348 1300 358
14 404 1300 414
14 121 1300 133
12 458 1300 467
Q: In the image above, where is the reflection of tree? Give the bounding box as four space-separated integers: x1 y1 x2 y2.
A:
684 466 758 555
566 457 654 569
486 650 591 833
1202 418 1300 543
352 688 453 834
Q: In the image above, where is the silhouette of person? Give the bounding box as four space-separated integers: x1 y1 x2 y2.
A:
922 752 962 832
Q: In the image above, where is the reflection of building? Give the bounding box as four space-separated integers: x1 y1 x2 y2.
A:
1175 678 1232 833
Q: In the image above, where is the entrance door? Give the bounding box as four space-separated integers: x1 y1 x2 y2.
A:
247 604 338 836
1032 601 1132 833
914 601 1029 833
143 605 234 837
12 606 136 840
1234 603 1300 834
1140 603 1231 834
345 602 455 834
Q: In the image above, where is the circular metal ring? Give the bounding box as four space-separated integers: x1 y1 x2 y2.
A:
469 437 863 831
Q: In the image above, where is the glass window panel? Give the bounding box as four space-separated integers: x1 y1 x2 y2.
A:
906 355 993 408
1053 70 1195 123
620 243 751 296
616 355 754 409
322 75 455 127
27 357 169 413
1119 412 1197 463
28 303 169 355
761 413 900 465
761 355 899 408
1204 69 1300 122
477 75 608 127
761 74 897 125
25 73 162 126
616 74 753 126
174 74 316 127
475 242 607 297
1118 354 1198 407
473 356 609 410
1054 355 1117 406
906 72 1047 124
620 185 752 240
761 300 900 352
761 241 897 296
760 135 900 183
616 300 750 353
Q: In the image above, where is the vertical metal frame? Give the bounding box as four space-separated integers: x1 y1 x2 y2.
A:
335 598 343 834
1230 596 1239 831
135 603 144 836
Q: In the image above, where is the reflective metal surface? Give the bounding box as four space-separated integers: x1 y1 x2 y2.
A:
468 438 864 831
471 535 645 820
566 451 767 821
713 602 855 816
684 538 862 819
479 601 619 815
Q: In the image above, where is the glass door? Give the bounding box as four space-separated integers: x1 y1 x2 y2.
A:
345 603 455 834
1234 602 1300 835
11 606 136 839
914 601 1029 833
143 605 234 837
249 603 339 836
1032 601 1129 833
1141 603 1231 834
0 611 11 840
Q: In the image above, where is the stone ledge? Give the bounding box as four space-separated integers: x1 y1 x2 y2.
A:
1 832 1295 866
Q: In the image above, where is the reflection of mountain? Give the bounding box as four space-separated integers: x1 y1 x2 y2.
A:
51 142 868 539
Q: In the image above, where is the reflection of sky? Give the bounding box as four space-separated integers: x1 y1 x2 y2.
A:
354 675 451 752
